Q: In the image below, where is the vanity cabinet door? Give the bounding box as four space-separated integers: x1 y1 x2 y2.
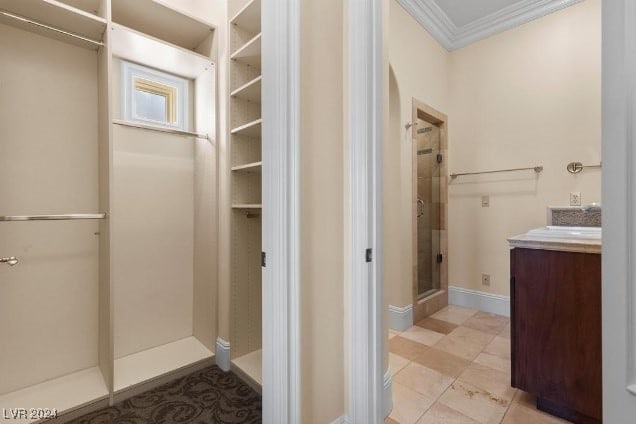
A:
510 248 601 422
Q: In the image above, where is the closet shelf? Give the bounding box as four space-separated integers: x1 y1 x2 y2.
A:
0 367 108 423
55 0 100 15
231 119 262 138
114 337 213 393
0 0 106 49
111 0 215 52
231 76 262 103
232 204 262 209
232 161 262 173
232 349 262 389
231 33 262 68
230 0 261 36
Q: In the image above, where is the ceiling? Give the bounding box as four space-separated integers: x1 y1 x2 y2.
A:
396 0 584 51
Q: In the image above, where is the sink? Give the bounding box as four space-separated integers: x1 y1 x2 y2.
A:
526 226 601 240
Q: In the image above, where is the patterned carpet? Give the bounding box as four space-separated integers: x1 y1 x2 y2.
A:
68 366 262 424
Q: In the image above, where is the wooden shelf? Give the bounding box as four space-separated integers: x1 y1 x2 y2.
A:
232 204 262 209
232 161 262 173
111 0 215 51
114 337 213 392
231 119 262 138
231 76 262 103
230 0 260 35
232 349 262 389
0 0 107 49
231 33 261 68
55 0 100 15
0 367 109 423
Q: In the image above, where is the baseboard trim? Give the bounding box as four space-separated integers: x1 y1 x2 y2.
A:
388 304 413 331
331 370 391 424
215 337 231 372
448 285 510 317
383 369 393 418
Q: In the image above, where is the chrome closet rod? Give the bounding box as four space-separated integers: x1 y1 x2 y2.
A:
0 10 104 47
0 213 106 222
450 166 543 179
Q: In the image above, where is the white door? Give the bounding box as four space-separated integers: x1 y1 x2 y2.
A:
602 0 636 421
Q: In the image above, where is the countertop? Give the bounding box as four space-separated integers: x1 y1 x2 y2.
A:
508 226 601 254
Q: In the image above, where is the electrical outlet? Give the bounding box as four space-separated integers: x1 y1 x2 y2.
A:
482 273 491 286
570 192 581 206
481 195 490 207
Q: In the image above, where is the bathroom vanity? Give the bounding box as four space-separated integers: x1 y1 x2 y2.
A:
508 226 602 424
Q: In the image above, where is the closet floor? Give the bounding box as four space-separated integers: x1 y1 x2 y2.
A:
68 366 261 424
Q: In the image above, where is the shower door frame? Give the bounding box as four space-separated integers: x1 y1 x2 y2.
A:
411 98 449 324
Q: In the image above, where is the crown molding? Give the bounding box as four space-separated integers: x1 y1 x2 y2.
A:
396 0 584 51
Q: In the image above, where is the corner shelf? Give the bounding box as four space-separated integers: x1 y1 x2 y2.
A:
231 33 261 68
230 0 261 35
0 0 107 49
232 161 262 173
231 119 262 138
111 0 215 52
231 76 262 103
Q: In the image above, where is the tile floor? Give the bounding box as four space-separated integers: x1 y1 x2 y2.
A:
386 305 570 424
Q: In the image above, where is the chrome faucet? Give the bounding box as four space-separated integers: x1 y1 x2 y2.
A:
1 257 18 266
582 202 601 212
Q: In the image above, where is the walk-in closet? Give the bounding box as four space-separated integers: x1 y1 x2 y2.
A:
0 0 219 420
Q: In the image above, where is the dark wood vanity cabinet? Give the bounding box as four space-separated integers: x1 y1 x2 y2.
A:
510 248 602 424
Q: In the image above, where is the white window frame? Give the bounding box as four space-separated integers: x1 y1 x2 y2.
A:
121 60 189 131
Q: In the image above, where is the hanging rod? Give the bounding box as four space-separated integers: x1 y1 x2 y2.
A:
450 166 543 179
566 161 602 174
113 120 210 140
0 213 106 222
0 9 104 47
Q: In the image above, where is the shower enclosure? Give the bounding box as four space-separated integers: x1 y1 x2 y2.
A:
412 100 448 322
415 118 441 298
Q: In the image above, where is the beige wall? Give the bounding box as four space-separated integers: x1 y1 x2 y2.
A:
386 0 450 307
447 0 601 296
300 0 346 421
386 0 601 304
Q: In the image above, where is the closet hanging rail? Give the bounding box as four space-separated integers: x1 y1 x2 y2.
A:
113 120 210 140
0 213 106 222
0 10 104 47
450 165 543 179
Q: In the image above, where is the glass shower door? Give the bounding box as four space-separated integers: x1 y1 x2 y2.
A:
415 118 441 300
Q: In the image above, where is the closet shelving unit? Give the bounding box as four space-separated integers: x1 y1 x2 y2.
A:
229 0 263 390
108 0 217 404
0 0 218 421
0 0 110 419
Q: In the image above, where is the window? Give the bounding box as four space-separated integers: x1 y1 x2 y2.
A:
122 61 188 130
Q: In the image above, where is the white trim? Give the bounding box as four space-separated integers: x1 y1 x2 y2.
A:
602 0 636 419
388 304 413 331
396 0 583 51
262 0 301 423
448 286 510 317
347 0 385 423
383 369 393 418
215 337 231 372
334 370 392 424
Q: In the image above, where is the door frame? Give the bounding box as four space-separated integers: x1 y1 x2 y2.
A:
411 99 449 323
601 0 636 420
261 0 301 422
346 0 386 422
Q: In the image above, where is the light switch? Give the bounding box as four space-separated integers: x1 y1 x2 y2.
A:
481 195 490 207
